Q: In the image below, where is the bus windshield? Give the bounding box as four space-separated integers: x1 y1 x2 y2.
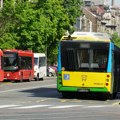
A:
3 52 18 71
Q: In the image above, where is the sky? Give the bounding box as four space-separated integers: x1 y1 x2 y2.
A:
108 0 120 6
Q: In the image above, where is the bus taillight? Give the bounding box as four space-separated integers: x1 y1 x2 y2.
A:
106 83 109 86
107 75 110 78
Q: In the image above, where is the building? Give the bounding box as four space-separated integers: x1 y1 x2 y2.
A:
91 0 106 5
75 0 120 35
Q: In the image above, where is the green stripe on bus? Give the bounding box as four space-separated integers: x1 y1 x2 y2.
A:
58 86 108 92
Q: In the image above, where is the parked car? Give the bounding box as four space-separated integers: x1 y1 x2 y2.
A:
47 66 56 77
51 66 57 73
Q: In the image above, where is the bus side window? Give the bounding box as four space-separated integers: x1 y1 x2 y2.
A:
39 57 41 68
19 57 21 67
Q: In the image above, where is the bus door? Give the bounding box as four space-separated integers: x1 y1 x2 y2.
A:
20 56 33 80
38 56 46 78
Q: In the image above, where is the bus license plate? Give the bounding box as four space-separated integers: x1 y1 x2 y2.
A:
77 89 89 92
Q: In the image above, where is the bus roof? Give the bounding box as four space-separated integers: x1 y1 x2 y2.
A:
3 49 32 53
61 32 111 42
3 49 33 56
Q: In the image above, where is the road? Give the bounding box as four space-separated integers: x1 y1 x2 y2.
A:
0 77 120 120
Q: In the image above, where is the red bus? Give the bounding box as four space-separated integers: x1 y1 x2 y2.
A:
3 49 34 82
0 50 4 82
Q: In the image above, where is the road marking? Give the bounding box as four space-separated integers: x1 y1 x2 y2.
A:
85 105 112 108
87 105 105 108
0 84 56 93
60 99 81 103
36 98 52 103
49 105 83 109
12 105 52 109
0 104 119 110
0 105 20 108
112 101 120 105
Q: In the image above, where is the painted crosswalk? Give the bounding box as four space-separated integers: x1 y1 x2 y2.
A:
0 104 118 110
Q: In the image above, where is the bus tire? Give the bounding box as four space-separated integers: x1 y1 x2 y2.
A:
62 92 71 98
39 77 44 81
11 80 15 83
109 92 117 99
20 78 23 82
35 74 39 81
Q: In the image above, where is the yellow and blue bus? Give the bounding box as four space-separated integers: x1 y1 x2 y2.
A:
57 32 120 99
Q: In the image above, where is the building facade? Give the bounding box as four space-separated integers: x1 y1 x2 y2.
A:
75 0 120 35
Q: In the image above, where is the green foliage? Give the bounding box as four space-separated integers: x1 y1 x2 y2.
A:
112 32 120 47
0 0 83 64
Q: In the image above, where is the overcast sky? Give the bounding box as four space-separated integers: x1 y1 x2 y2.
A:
108 0 120 6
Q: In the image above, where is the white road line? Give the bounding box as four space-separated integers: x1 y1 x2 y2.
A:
49 105 83 109
0 105 20 108
0 84 56 93
0 104 115 110
12 105 52 109
85 105 112 108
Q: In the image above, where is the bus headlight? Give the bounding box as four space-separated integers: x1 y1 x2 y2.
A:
64 74 70 80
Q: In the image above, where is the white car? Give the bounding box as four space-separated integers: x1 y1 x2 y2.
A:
47 67 56 77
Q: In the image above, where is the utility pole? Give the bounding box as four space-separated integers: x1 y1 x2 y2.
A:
111 0 114 6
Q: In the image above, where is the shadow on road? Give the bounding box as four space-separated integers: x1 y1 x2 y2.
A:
20 87 61 98
20 87 120 101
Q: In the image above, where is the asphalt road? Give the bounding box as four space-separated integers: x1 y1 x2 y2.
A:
0 77 119 120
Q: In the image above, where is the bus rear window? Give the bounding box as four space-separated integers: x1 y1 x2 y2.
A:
61 41 109 72
77 49 108 72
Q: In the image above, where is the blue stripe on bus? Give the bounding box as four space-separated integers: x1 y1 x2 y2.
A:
107 42 114 72
58 43 61 71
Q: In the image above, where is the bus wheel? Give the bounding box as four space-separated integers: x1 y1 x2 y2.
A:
109 92 116 99
39 78 44 81
11 80 15 83
20 78 23 82
62 92 71 98
35 74 39 81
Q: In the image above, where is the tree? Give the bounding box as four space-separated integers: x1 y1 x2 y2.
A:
0 0 20 49
63 0 83 33
0 0 83 64
112 32 120 47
